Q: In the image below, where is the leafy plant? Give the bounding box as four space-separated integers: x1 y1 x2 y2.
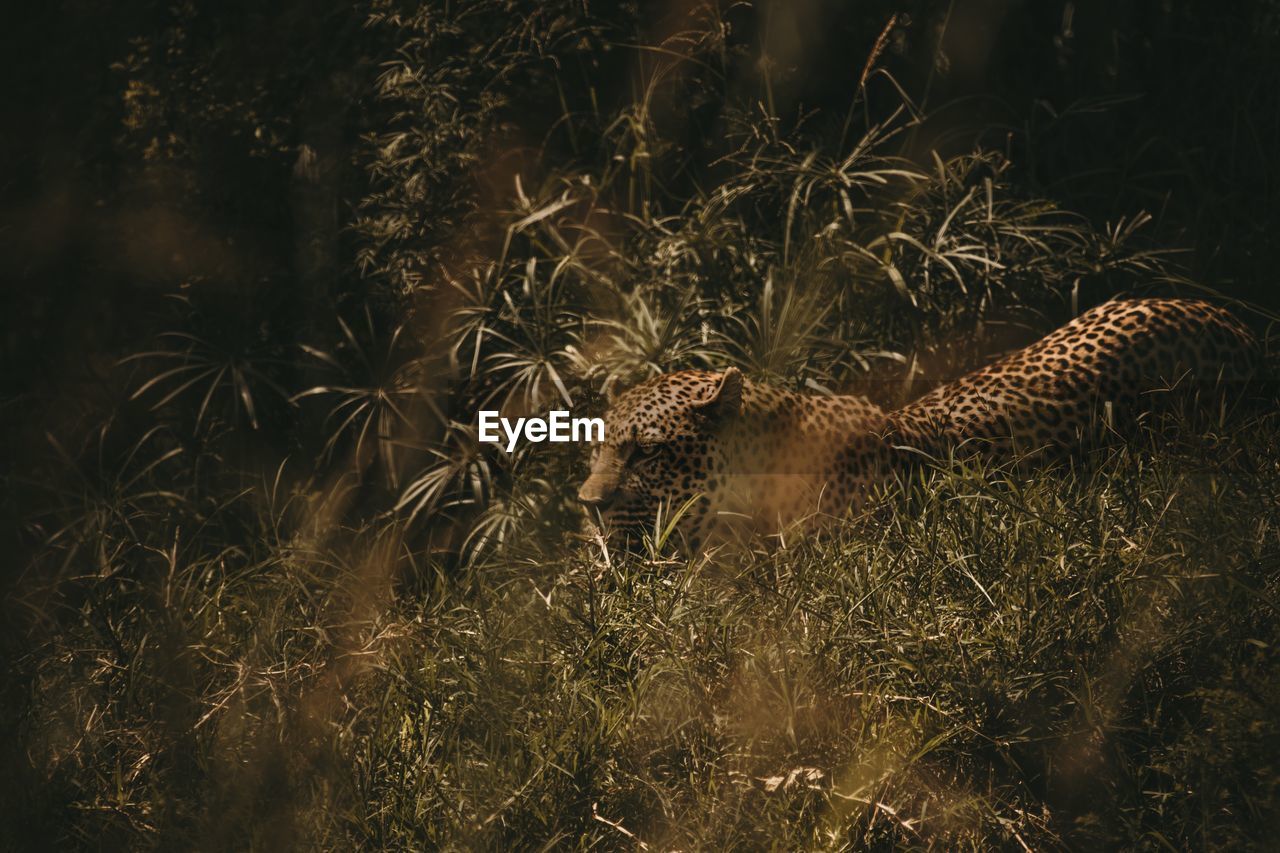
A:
295 306 428 487
122 294 292 433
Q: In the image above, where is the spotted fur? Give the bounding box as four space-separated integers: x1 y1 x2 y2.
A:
579 298 1259 548
578 368 889 549
889 297 1259 457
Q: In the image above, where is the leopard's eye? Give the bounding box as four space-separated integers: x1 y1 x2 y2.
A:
632 442 664 462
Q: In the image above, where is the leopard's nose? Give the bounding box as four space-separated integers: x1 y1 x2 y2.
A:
577 481 614 509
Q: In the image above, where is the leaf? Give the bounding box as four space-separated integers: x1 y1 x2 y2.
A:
510 194 576 232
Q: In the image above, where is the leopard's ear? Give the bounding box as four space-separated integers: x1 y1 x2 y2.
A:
694 367 743 418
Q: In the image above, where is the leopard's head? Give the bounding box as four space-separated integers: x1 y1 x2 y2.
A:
578 368 743 547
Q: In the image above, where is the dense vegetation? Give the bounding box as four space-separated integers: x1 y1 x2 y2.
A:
4 1 1280 848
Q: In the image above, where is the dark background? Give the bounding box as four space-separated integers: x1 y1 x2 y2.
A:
4 1 1277 401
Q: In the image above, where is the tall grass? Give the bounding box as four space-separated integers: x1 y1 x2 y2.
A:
10 413 1280 848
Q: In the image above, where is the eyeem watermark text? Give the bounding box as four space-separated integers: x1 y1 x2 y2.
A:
478 410 604 453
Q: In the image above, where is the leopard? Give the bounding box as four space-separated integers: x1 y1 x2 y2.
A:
577 297 1260 550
